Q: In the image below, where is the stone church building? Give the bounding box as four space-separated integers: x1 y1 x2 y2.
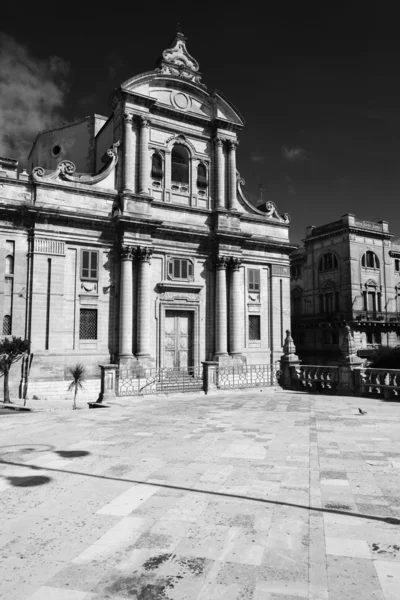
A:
0 30 294 399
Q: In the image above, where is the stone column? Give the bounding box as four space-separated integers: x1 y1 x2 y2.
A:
136 246 153 357
164 150 171 195
229 257 242 355
139 117 150 194
123 113 135 193
119 245 134 358
215 256 229 356
215 137 225 209
228 139 239 211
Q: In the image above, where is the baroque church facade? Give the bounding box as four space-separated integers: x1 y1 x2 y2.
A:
0 31 294 398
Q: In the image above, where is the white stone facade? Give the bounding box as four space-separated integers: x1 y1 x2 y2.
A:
0 31 294 399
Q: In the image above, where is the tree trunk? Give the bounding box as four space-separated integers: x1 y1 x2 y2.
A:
3 368 11 403
73 387 77 410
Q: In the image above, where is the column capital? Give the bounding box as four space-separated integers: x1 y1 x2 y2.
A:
120 245 134 260
229 256 242 270
227 139 239 150
139 116 151 128
216 255 229 269
137 246 153 263
123 112 133 124
214 135 225 147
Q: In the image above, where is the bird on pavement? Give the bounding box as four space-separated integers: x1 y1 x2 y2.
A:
358 408 367 415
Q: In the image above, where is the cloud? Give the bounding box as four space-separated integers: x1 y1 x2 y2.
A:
282 146 308 161
250 152 265 163
0 34 70 164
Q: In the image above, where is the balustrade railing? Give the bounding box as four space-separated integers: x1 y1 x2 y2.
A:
291 365 339 393
355 368 400 399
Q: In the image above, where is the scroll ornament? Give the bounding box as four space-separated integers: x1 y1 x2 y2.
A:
32 141 120 185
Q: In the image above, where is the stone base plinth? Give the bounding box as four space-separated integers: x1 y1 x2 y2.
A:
213 354 247 366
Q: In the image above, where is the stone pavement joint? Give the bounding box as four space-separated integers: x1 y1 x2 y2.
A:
0 389 399 599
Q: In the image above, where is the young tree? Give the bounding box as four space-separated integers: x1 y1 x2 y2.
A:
68 363 86 410
0 337 30 403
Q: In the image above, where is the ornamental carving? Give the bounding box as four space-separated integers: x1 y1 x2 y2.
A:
236 171 291 223
137 246 153 262
123 113 133 124
139 117 150 128
166 133 197 155
32 141 120 185
156 29 205 88
216 256 229 269
120 245 134 260
230 257 242 270
227 139 239 150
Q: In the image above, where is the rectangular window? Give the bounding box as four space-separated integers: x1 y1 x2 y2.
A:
81 250 98 280
168 258 193 280
249 315 261 341
79 308 97 340
248 269 260 292
395 259 400 272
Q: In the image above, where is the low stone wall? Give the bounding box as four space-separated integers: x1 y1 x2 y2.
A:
26 378 101 401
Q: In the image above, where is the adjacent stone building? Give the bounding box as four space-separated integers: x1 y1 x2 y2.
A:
290 213 400 361
0 30 294 399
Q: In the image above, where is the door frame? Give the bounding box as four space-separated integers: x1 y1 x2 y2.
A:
158 302 200 370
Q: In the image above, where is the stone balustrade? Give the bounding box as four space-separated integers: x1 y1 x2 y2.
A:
355 368 400 399
292 365 339 394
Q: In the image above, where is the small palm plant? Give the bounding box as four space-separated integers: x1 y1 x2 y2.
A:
68 363 86 410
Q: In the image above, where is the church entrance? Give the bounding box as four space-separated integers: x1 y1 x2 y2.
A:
164 310 193 369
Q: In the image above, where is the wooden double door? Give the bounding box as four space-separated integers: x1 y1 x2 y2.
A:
164 310 193 369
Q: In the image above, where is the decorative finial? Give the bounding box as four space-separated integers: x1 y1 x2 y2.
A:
156 27 205 87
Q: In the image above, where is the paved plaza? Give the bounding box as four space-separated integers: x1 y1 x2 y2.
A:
0 389 400 600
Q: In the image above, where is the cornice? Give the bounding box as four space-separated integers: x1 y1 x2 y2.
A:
157 281 204 293
0 176 30 189
32 178 118 199
304 226 393 245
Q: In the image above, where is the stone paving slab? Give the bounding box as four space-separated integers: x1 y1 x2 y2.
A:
0 389 400 599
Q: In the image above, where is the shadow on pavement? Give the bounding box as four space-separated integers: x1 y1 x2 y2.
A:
1 457 399 525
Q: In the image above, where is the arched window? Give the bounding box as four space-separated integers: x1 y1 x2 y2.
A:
319 253 338 272
151 153 163 180
171 144 189 184
362 251 380 269
197 163 207 189
2 314 11 335
5 255 14 275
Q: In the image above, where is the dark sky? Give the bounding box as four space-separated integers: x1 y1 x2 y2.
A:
2 4 400 244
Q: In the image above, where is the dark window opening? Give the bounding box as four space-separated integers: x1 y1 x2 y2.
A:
151 153 163 179
81 250 99 280
171 144 189 184
362 251 379 269
291 265 301 278
2 314 11 335
319 253 338 272
197 163 207 189
79 309 97 340
395 259 400 272
249 315 261 341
